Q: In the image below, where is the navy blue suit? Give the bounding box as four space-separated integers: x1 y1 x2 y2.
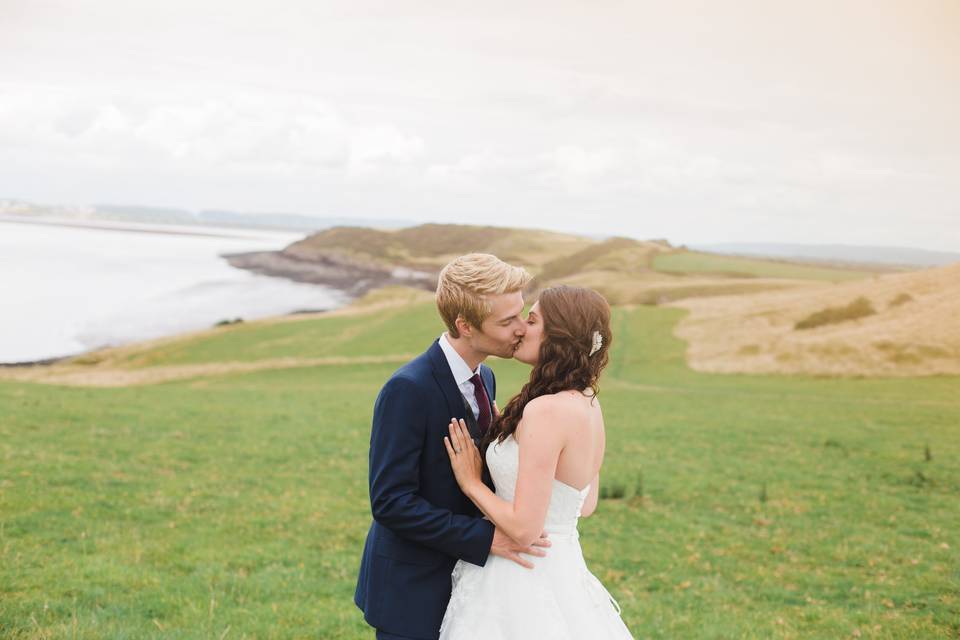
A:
355 339 497 639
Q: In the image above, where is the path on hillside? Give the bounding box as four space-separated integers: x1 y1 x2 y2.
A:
0 354 415 387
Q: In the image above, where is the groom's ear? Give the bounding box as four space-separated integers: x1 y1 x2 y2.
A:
455 315 475 338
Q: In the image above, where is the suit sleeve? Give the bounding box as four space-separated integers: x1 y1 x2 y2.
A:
368 375 494 566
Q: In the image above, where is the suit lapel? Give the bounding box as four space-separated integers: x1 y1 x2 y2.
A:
428 339 468 424
429 339 496 441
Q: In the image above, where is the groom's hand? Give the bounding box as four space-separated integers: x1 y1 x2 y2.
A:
490 527 550 569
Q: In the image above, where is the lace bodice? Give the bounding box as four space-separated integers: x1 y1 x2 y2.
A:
485 435 590 536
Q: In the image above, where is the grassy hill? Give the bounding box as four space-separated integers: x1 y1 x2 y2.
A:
269 224 892 307
283 223 596 272
2 290 958 638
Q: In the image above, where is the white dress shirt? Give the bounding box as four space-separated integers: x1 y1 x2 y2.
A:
438 332 483 420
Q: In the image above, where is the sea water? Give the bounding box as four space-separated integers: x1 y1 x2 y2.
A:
0 219 348 363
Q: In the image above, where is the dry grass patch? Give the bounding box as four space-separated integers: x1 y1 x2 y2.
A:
888 292 914 308
669 261 960 377
794 296 877 330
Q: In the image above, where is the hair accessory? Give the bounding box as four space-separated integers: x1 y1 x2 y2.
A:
589 330 603 356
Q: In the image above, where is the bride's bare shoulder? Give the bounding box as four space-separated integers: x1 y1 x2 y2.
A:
516 397 571 448
526 390 598 409
522 393 566 413
520 393 584 427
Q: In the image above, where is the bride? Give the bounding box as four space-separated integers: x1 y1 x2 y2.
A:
439 285 634 639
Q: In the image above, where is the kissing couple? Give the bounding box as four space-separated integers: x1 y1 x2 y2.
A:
355 253 633 639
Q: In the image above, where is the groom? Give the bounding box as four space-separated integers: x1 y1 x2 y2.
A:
354 253 549 639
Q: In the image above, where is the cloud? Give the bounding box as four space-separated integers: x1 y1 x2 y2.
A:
423 137 767 202
0 84 423 176
349 124 424 172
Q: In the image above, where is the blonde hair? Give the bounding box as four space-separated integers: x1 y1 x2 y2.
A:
436 253 531 338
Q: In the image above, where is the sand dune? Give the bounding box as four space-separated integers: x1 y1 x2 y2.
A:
668 262 960 377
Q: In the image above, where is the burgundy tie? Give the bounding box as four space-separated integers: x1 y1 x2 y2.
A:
469 373 492 434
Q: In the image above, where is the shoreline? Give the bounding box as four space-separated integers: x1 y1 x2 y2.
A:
0 221 350 367
0 251 421 367
0 305 337 367
0 354 76 368
222 249 436 298
0 305 345 368
0 214 305 242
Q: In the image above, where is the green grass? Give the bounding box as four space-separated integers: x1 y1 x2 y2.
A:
653 251 881 282
2 301 958 638
114 303 440 368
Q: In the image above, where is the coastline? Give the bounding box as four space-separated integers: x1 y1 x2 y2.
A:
2 247 427 367
0 220 356 367
0 214 304 242
0 304 344 369
0 252 419 367
222 250 436 298
0 354 76 368
1 220 434 367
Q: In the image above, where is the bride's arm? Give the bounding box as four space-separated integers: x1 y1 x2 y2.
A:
445 398 567 547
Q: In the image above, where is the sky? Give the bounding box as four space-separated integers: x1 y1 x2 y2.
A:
2 0 958 250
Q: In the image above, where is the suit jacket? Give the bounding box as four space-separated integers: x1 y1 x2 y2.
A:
354 339 497 639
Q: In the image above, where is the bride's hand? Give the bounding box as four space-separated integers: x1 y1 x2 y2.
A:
444 418 483 493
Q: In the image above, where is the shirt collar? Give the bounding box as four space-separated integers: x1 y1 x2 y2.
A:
438 332 480 385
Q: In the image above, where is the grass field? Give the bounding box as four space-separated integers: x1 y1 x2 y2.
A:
653 251 880 282
2 298 958 638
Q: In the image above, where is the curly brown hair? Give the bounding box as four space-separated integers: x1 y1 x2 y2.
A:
482 285 613 453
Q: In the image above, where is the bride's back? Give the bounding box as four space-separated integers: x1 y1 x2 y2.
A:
517 389 605 492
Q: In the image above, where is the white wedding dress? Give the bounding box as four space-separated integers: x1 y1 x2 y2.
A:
439 435 634 639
